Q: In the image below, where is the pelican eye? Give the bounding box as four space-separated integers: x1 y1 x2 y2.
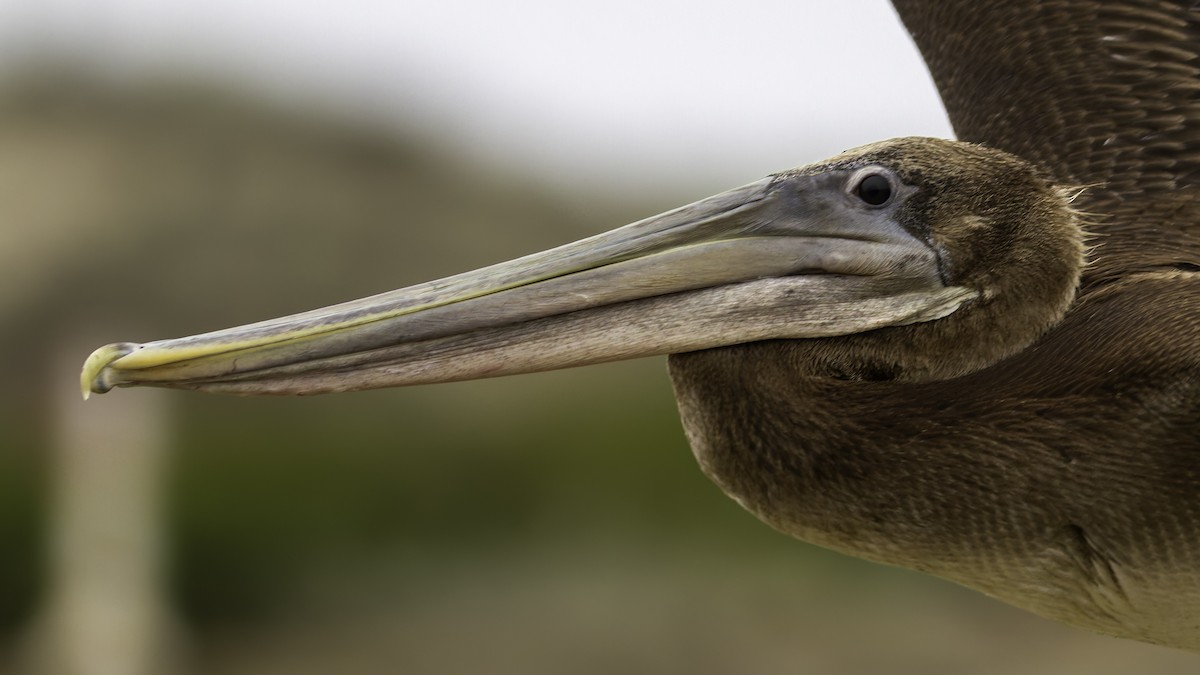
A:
855 173 893 206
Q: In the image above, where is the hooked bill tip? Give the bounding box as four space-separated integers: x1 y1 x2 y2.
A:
80 342 140 400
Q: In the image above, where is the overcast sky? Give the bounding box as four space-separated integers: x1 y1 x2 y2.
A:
0 0 952 195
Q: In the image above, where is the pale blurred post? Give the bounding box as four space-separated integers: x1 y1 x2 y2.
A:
26 336 182 675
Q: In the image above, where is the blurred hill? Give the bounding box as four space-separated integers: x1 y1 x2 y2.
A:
0 73 1195 674
0 73 634 353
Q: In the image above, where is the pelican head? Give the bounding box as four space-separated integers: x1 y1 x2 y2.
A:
82 137 1084 398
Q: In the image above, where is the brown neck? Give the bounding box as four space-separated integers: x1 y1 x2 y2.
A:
666 335 1043 571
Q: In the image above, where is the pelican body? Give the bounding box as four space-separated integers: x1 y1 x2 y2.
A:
82 0 1200 651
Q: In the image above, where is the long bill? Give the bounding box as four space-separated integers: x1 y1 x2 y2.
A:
81 173 977 398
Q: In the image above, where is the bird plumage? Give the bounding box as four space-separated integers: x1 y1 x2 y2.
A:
894 1 1200 643
669 1 1200 648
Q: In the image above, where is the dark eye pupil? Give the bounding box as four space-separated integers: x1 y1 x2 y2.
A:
857 174 892 206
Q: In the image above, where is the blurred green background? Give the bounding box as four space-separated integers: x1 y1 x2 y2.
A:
0 3 1196 673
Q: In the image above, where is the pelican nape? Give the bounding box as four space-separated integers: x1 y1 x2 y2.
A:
82 0 1199 652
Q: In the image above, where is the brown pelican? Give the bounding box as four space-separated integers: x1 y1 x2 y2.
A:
81 0 1200 651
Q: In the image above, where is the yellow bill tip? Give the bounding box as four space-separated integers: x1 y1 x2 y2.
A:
80 342 140 400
